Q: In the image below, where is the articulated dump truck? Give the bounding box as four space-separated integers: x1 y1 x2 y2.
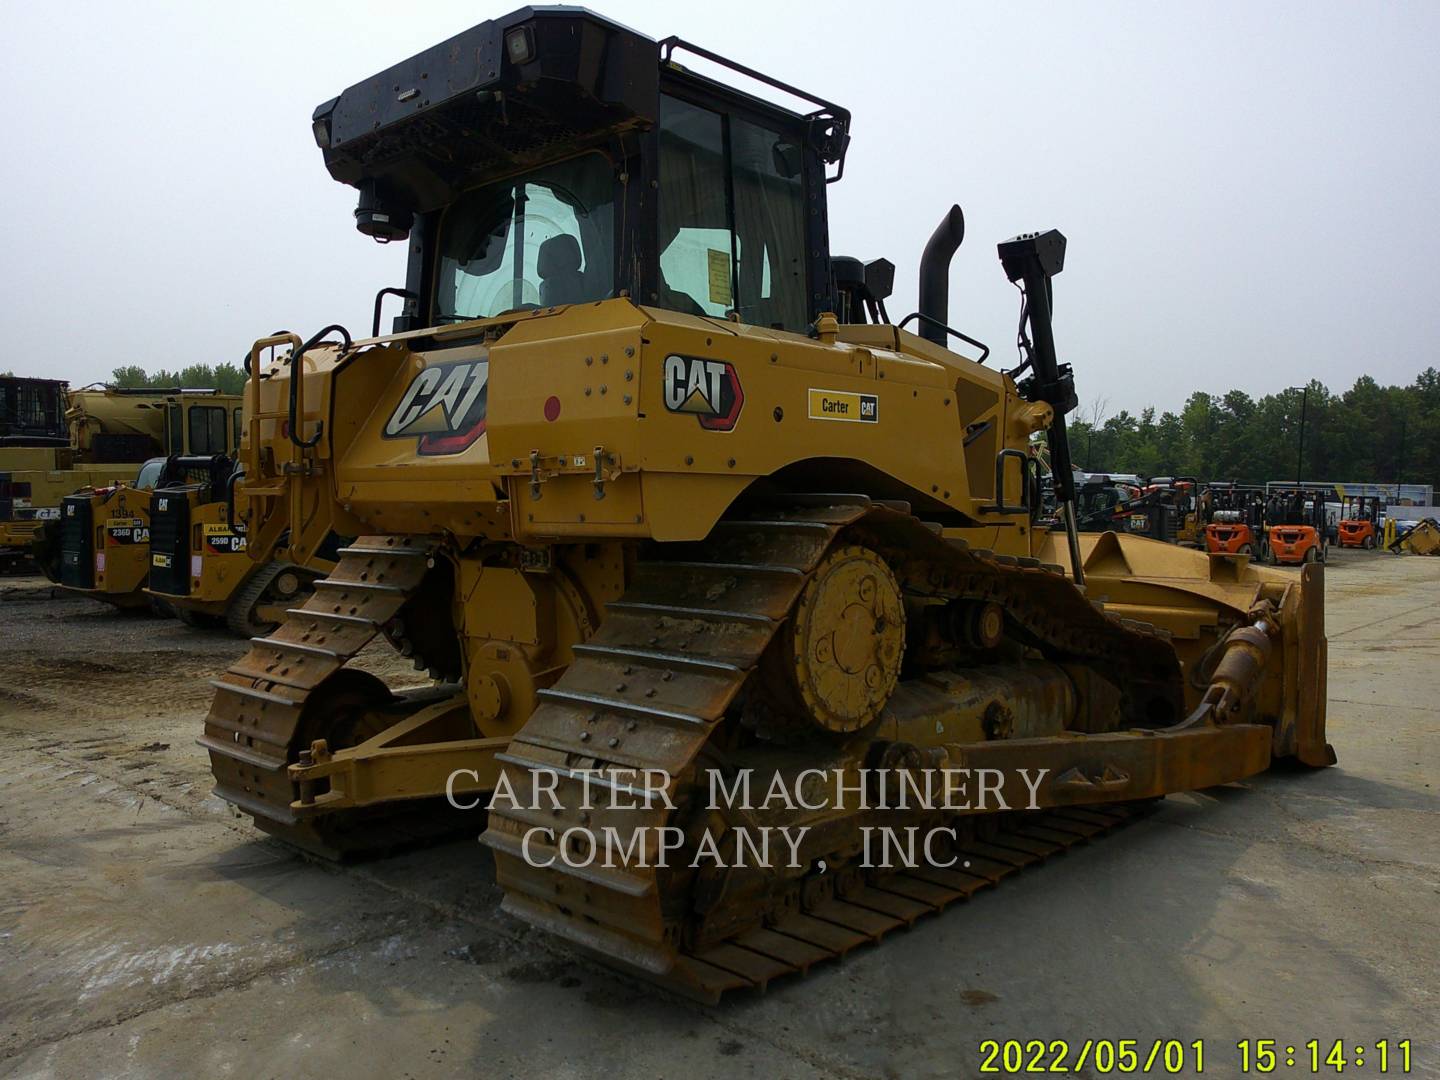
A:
205 8 1332 1001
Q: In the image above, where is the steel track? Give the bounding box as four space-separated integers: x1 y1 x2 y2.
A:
485 497 1180 1001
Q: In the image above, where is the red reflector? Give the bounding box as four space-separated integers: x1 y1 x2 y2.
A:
544 395 561 422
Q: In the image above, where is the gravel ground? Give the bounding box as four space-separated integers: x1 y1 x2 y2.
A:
1 549 1437 1078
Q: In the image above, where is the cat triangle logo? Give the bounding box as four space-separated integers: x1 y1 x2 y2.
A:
678 387 715 414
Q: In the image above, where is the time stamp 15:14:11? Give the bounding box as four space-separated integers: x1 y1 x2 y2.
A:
978 1038 1414 1074
1238 1040 1413 1073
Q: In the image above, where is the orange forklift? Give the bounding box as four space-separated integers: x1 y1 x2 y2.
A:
1266 488 1328 565
1337 495 1382 549
1203 482 1268 558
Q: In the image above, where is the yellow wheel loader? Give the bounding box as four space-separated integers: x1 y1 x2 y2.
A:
146 455 335 635
204 8 1331 1000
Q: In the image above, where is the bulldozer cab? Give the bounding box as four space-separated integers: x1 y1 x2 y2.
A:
159 395 244 459
313 9 849 336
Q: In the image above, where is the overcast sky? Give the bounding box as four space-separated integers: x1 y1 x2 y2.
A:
3 0 1436 415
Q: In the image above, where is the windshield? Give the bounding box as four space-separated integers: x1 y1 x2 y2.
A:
435 154 615 321
135 459 164 490
1079 488 1122 515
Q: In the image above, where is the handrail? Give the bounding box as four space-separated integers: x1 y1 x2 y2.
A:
246 332 301 480
372 287 415 338
287 325 352 450
897 312 991 364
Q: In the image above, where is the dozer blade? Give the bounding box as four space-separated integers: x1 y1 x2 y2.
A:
1040 529 1333 768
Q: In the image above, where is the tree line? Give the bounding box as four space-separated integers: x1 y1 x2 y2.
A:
100 363 1438 490
110 363 247 396
1068 370 1438 490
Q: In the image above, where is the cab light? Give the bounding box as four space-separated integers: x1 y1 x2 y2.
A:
505 26 535 65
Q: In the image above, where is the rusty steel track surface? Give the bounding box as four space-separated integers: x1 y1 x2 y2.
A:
199 536 441 857
657 802 1149 1000
485 498 1181 1002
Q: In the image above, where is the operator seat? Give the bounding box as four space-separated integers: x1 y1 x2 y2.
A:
537 234 586 307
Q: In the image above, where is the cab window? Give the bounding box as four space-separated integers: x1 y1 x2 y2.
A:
658 95 807 331
188 405 228 455
135 459 164 491
233 408 243 450
166 404 184 455
435 154 615 321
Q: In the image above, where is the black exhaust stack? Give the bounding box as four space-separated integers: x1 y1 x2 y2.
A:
917 205 966 345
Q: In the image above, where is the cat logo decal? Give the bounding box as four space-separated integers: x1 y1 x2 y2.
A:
384 358 489 455
662 354 743 432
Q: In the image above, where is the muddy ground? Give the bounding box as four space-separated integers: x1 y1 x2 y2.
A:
1 548 1437 1078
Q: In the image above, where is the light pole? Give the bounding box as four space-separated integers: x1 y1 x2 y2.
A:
1288 385 1309 489
1396 413 1407 503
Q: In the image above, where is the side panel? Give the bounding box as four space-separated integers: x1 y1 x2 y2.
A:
148 490 192 597
58 496 95 589
264 301 1038 548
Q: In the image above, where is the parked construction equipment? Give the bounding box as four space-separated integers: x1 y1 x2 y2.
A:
201 8 1332 1000
1337 495 1381 549
1387 517 1440 556
48 458 167 608
6 379 242 577
1073 475 1141 533
1141 476 1202 546
1266 489 1329 565
1203 483 1268 558
2 377 70 571
147 455 334 635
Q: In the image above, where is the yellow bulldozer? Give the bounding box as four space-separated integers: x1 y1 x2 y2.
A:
204 8 1332 1001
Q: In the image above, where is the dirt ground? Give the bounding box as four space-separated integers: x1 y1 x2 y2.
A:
1 547 1437 1078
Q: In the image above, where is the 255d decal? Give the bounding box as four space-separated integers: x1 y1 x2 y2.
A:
383 358 490 455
